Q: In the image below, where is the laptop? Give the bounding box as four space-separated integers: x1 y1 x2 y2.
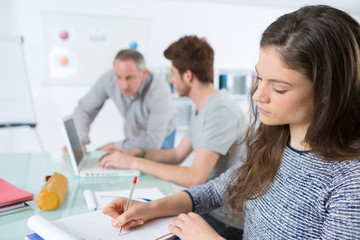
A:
60 115 140 177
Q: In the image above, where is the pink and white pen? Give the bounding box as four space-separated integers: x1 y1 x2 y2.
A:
119 176 137 236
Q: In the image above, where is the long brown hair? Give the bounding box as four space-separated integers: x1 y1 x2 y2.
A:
225 5 360 218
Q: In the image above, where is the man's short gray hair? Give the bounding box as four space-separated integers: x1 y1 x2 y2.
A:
114 49 146 72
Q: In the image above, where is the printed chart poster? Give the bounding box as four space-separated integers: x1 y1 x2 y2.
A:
87 28 108 44
53 27 76 44
42 12 151 85
48 47 77 79
123 38 146 54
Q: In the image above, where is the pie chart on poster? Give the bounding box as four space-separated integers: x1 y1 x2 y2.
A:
59 57 69 66
59 31 69 40
129 41 138 49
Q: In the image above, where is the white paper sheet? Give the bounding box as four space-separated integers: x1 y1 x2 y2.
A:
28 211 175 240
93 187 166 209
27 214 78 240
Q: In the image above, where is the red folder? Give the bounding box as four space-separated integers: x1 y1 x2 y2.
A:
0 178 34 207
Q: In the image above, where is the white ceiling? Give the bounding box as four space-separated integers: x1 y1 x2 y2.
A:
178 0 360 16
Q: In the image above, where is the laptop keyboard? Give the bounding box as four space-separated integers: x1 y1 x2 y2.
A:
80 158 139 177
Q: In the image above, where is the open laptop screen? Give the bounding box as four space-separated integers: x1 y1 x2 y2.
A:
63 117 84 165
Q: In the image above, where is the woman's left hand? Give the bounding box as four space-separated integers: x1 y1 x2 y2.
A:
168 212 225 240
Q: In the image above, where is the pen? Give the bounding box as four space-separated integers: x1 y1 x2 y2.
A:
119 176 137 236
99 195 151 202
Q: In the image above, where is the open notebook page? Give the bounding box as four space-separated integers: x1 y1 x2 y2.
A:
28 211 175 240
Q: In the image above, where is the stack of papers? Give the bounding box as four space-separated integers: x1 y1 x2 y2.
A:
0 178 33 216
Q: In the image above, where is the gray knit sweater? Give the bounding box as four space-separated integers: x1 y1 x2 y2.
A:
186 145 360 239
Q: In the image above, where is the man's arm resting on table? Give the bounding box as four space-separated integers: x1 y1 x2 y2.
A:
123 137 193 164
142 138 193 164
133 148 219 187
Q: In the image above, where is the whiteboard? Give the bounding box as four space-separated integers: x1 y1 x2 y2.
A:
0 35 36 128
41 12 151 85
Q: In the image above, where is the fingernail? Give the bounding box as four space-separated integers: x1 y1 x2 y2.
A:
113 220 120 227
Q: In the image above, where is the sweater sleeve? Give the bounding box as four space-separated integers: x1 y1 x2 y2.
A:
121 84 173 149
320 160 360 239
73 70 112 144
185 164 239 214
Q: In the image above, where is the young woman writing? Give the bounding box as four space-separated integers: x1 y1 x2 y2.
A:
103 5 360 239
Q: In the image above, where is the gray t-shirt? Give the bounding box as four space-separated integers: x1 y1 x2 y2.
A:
73 69 177 149
186 89 247 181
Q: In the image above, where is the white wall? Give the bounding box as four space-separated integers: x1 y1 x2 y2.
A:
1 0 358 152
0 1 13 34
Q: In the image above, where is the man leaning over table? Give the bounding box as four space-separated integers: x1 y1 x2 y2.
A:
100 36 247 188
71 49 177 152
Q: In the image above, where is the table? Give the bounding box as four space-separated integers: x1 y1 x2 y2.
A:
0 152 175 239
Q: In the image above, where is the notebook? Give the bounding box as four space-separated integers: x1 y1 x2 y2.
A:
0 178 33 216
60 115 140 177
27 211 176 240
0 178 34 207
0 202 31 216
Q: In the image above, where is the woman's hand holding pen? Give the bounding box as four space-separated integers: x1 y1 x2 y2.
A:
102 197 150 230
103 198 224 240
102 192 209 239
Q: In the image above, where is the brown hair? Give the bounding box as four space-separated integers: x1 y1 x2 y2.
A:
164 35 214 83
225 5 360 218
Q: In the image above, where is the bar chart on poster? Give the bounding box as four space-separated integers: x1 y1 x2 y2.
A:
0 35 37 128
42 12 151 85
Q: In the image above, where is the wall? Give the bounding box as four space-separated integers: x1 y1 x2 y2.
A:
1 0 358 152
0 0 13 34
